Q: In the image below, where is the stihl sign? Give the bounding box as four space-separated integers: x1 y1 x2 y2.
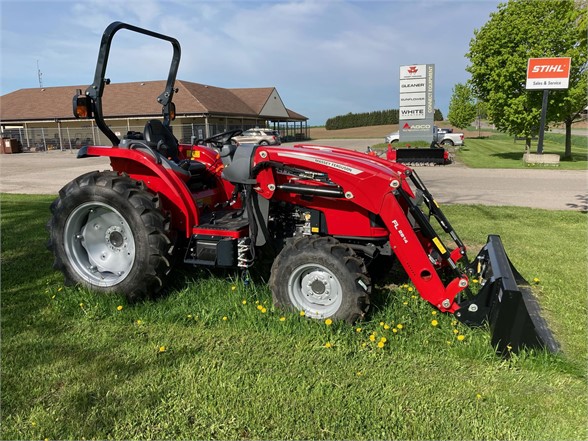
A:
526 57 571 90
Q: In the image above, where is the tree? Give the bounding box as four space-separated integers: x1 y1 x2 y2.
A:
447 83 477 129
466 0 587 155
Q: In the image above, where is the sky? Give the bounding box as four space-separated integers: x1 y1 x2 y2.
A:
0 0 502 125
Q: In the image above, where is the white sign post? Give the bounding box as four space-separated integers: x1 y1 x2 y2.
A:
399 64 434 143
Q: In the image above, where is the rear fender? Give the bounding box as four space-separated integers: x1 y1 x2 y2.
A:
84 145 198 237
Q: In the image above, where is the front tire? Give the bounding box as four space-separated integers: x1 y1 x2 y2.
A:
47 171 171 301
269 236 370 323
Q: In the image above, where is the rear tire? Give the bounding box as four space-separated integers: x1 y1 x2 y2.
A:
47 171 171 301
440 139 454 146
269 236 370 323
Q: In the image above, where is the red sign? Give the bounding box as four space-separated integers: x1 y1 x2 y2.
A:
526 57 571 90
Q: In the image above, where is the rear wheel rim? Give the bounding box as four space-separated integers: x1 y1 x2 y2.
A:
64 202 136 287
287 263 342 318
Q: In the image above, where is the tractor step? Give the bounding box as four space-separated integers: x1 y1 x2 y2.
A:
192 210 249 237
185 210 250 268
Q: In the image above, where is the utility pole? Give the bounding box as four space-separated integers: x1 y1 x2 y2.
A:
37 60 43 88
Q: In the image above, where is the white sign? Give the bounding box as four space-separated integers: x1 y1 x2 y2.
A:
400 78 426 93
400 107 426 120
399 64 427 80
526 57 571 90
400 92 426 107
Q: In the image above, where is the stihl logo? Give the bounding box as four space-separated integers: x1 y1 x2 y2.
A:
531 65 566 73
407 66 418 74
527 57 571 79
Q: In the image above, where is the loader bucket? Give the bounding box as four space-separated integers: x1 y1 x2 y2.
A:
455 235 559 355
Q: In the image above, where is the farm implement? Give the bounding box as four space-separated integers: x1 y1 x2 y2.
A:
48 22 558 355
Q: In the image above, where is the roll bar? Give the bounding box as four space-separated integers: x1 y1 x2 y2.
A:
74 21 181 146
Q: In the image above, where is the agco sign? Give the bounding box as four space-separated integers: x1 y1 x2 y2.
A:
402 122 431 131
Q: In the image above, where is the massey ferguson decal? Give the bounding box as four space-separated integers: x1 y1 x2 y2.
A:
276 151 363 175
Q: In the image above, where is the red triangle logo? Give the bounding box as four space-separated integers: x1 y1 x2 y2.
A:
403 123 411 129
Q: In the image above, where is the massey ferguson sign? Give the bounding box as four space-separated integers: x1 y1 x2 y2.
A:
526 57 571 90
399 64 435 142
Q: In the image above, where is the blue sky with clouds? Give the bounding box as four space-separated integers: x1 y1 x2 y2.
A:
1 0 501 125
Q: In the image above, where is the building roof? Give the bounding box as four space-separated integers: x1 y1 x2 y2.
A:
0 80 307 123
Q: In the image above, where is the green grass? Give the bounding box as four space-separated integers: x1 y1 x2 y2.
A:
456 132 587 169
369 131 587 170
2 194 587 440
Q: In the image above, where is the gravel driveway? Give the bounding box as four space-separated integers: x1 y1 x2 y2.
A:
1 142 586 211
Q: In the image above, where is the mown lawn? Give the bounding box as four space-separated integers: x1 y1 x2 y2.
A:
1 194 586 440
455 131 587 170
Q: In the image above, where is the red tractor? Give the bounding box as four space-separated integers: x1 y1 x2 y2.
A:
48 22 556 355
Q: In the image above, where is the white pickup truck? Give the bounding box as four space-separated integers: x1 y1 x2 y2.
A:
385 126 464 146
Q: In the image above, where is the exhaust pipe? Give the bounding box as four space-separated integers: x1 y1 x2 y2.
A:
455 235 559 355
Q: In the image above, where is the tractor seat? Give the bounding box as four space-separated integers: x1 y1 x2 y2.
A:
144 119 180 161
143 119 205 176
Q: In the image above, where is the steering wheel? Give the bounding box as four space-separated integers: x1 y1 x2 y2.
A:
203 129 243 148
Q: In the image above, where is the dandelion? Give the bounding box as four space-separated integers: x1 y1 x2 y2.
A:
231 285 237 291
451 320 458 326
392 328 398 334
403 301 408 305
453 329 459 334
324 342 332 348
222 316 228 321
279 317 286 322
187 314 192 319
379 337 387 343
369 334 376 342
507 344 513 352
117 305 123 311
379 321 385 327
384 324 390 330
431 310 437 315
58 287 63 292
325 319 333 326
261 307 267 314
431 319 439 327
79 303 84 308
136 319 143 325
356 327 362 333
457 335 465 341
472 278 479 284
356 371 363 376
299 310 306 317
242 300 247 305
476 393 482 400
533 277 540 284
377 341 385 348
51 295 56 300
402 284 409 289
407 287 414 292
396 324 403 330
158 346 166 353
257 305 263 311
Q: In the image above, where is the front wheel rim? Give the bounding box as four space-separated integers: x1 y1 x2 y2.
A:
63 202 136 287
287 263 343 318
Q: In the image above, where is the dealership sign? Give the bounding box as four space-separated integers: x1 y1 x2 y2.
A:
526 57 571 90
399 64 435 142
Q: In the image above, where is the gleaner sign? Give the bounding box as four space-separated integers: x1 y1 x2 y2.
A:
526 57 571 90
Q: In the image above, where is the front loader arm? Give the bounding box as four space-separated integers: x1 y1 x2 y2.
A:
380 192 468 313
